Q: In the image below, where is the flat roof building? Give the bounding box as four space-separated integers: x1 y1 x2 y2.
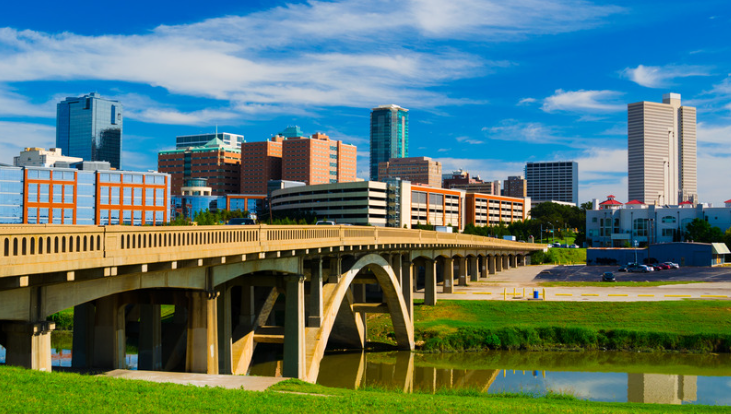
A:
13 147 83 168
465 193 530 226
378 156 441 187
282 133 357 185
628 93 697 205
503 175 527 198
240 137 284 195
525 161 578 206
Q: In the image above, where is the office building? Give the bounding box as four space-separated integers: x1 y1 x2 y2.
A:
240 137 284 195
525 161 578 206
158 137 241 196
171 177 265 221
0 164 169 225
465 194 530 226
628 93 697 205
442 169 500 194
176 132 244 149
13 147 83 168
56 93 123 169
282 133 357 185
370 104 408 180
503 176 527 198
378 156 441 187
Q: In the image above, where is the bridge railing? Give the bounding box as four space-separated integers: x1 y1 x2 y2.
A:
0 225 545 277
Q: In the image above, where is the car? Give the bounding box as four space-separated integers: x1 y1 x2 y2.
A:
601 272 616 282
315 220 336 225
663 262 680 269
627 264 651 273
650 264 663 271
655 263 671 270
569 244 579 248
226 218 256 225
618 265 628 272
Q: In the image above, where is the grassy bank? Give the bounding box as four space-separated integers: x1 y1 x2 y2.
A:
531 248 586 265
0 366 728 413
369 300 731 353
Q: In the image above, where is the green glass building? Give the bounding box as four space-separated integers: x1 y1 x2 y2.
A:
370 104 408 181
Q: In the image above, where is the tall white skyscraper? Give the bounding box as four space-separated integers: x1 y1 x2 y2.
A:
627 93 697 205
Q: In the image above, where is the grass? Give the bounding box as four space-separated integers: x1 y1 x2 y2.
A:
537 281 704 287
531 248 587 265
369 300 731 353
0 366 728 413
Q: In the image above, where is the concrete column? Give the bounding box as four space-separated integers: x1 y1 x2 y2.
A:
424 259 437 306
185 291 218 374
458 257 468 286
488 255 496 275
503 255 510 270
329 256 342 283
510 255 517 268
443 258 454 293
138 304 162 371
283 274 306 379
525 255 531 266
93 295 126 370
217 285 233 375
391 254 402 287
495 255 503 272
309 259 323 328
2 321 54 371
480 256 487 279
469 256 480 282
401 257 413 320
240 284 255 327
72 302 95 368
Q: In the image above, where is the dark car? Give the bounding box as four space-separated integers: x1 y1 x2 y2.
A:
601 272 616 282
226 218 256 225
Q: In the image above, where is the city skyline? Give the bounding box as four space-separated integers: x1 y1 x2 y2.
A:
0 0 729 204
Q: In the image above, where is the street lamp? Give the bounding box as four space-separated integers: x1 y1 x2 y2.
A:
634 240 639 265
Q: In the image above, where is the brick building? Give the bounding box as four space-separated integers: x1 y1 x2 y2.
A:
158 138 241 196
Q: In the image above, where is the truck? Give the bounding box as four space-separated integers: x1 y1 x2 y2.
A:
503 235 516 241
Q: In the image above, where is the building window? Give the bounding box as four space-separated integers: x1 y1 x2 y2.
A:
661 216 676 224
633 218 648 237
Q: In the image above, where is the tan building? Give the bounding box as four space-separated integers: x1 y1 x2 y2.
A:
240 137 284 194
282 133 357 185
378 156 441 187
465 193 530 226
628 93 697 205
503 175 527 198
13 147 83 168
449 182 498 194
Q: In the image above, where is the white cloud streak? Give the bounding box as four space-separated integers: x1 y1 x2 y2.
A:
542 89 624 112
0 121 55 164
620 64 711 88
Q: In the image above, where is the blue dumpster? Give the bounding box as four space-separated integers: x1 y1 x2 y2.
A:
533 290 539 299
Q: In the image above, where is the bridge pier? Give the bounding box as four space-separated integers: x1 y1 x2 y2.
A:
480 256 487 279
283 274 305 379
93 295 126 370
308 259 323 328
469 256 479 282
185 291 218 374
442 258 454 293
1 321 54 371
503 255 510 270
457 257 467 287
401 256 413 319
488 255 496 275
511 255 518 268
138 304 162 371
424 258 437 306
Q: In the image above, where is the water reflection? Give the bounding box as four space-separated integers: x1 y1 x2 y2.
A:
249 350 731 406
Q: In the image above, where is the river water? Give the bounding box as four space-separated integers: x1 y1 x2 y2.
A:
2 345 729 406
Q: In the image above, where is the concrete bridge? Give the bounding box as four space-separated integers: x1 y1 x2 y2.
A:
0 225 543 382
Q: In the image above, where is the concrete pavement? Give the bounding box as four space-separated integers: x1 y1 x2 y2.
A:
103 369 289 391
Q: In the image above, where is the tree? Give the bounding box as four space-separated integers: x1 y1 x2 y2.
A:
684 218 724 243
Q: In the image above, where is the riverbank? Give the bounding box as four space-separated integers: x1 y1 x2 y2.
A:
0 366 728 413
369 300 731 352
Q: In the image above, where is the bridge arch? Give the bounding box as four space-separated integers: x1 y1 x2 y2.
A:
304 253 414 383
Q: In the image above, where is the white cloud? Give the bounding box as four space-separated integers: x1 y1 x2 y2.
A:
0 88 55 118
482 119 569 144
517 97 537 106
620 64 711 88
0 121 55 164
542 89 624 112
434 157 524 181
698 122 731 145
456 136 484 144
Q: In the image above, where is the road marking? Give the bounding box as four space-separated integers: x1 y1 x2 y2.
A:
473 292 492 295
555 293 573 296
608 294 628 297
453 292 468 295
664 294 691 298
700 295 728 298
581 294 599 296
638 294 654 297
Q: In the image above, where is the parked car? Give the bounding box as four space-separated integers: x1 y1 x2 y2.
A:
650 264 663 271
315 220 336 225
655 263 671 270
627 264 651 273
601 272 616 282
663 262 680 269
226 218 256 225
618 265 628 272
569 244 579 249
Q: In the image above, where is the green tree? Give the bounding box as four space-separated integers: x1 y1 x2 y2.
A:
684 218 724 243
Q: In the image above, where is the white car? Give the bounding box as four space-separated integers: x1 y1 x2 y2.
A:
663 262 680 269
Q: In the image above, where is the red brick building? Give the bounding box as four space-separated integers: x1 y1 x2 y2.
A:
158 138 241 196
239 137 283 194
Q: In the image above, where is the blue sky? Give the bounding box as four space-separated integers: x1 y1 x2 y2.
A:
0 0 729 204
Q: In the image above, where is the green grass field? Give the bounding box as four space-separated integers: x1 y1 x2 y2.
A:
0 366 728 413
369 300 731 352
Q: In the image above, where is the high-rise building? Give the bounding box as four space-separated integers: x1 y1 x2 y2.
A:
282 133 357 185
158 137 241 196
503 175 527 198
370 104 408 180
176 132 244 149
525 161 578 206
240 137 284 195
628 93 697 205
378 156 441 187
56 93 123 169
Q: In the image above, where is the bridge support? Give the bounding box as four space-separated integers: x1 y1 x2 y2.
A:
139 304 162 371
443 258 454 293
503 255 510 270
93 295 126 370
469 256 479 282
309 259 323 328
458 257 467 287
1 321 54 371
401 256 413 319
511 255 518 268
72 302 94 368
480 256 487 279
185 291 218 374
424 259 437 306
283 274 305 379
495 255 503 272
488 255 496 275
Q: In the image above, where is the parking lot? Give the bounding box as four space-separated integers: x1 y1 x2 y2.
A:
533 265 731 283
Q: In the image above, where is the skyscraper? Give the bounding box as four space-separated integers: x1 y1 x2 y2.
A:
56 93 123 169
628 93 697 205
370 104 408 181
525 161 578 206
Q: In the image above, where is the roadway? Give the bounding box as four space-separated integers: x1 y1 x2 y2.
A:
414 264 731 302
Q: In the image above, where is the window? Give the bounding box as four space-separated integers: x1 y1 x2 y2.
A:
633 218 648 237
64 185 74 204
661 216 676 224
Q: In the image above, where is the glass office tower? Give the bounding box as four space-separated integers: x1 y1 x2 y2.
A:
370 104 408 181
56 93 123 169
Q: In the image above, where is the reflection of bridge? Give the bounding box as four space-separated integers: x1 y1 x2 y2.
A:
0 225 542 382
